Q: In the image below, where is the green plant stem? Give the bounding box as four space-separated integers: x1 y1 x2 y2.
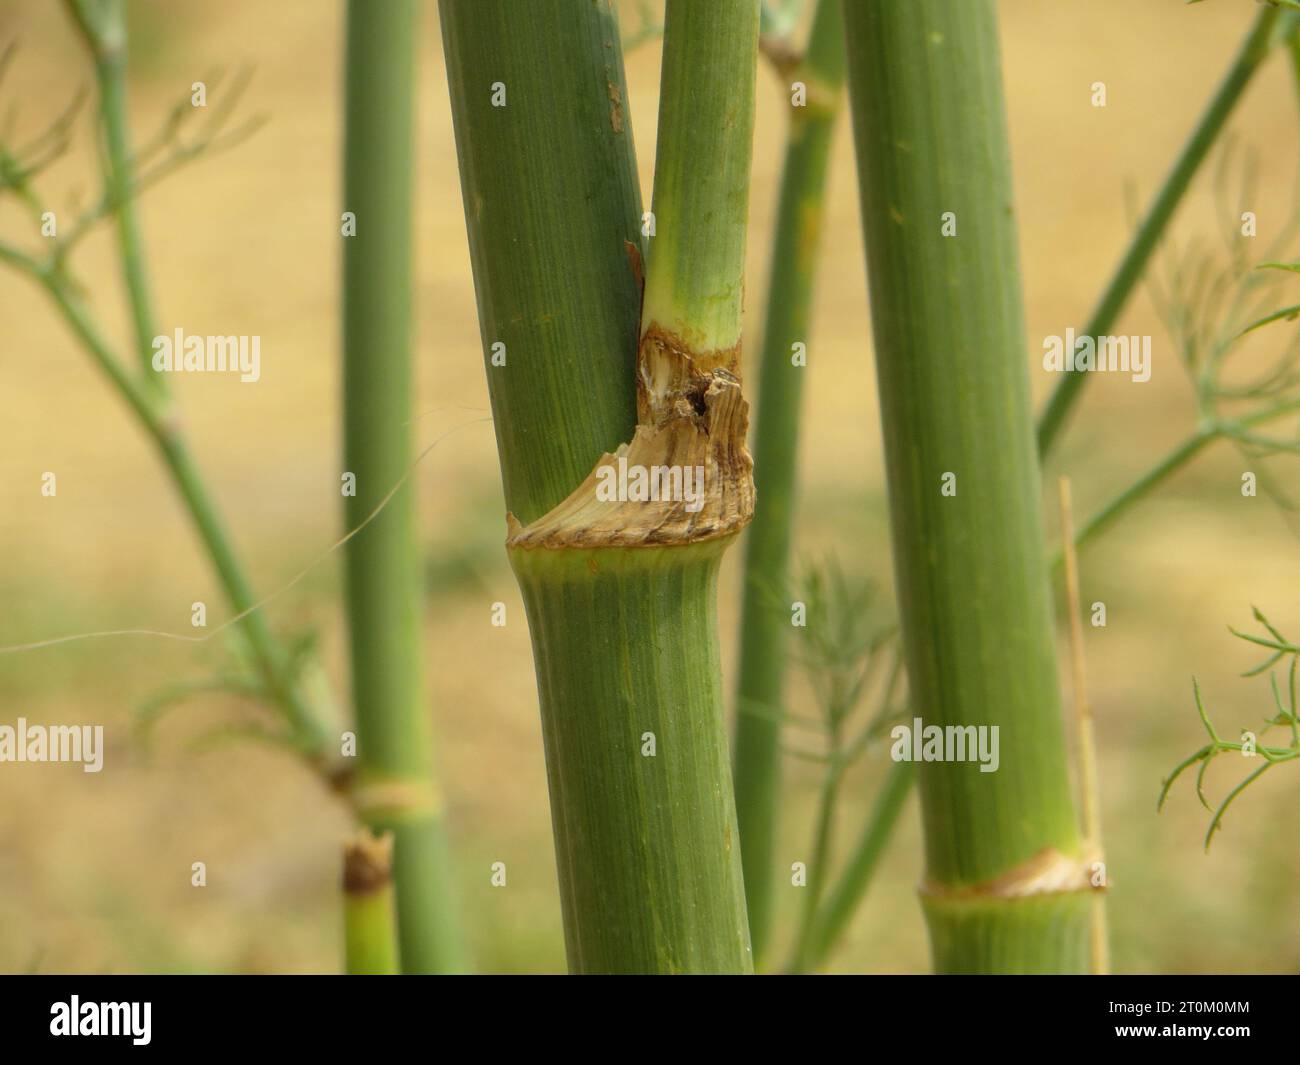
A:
6 5 334 761
796 2 1297 970
17 262 332 756
0 250 154 425
788 748 843 973
343 833 400 975
511 545 752 972
825 384 1300 950
732 0 845 965
795 757 914 972
440 0 757 973
641 3 758 350
154 425 332 752
1067 430 1215 556
1062 397 1300 560
344 885 397 975
439 5 640 522
1036 5 1285 454
342 0 463 975
67 0 160 381
843 0 1092 974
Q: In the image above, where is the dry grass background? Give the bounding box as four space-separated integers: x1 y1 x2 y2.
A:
0 0 1296 973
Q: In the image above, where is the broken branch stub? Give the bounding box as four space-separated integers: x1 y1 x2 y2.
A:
507 327 754 552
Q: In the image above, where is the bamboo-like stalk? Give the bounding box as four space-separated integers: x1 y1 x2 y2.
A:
440 0 759 973
788 2 1296 971
732 0 846 963
343 831 400 975
842 0 1092 974
342 0 463 974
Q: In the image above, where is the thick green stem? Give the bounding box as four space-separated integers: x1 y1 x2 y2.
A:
342 0 463 974
843 0 1092 973
441 0 758 973
511 545 751 972
1036 5 1285 454
439 2 641 524
732 0 845 963
920 894 1091 975
798 2 1295 970
343 832 400 975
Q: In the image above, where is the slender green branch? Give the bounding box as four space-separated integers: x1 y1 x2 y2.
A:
1227 630 1299 654
790 740 843 971
342 0 463 974
732 0 845 964
13 265 334 757
0 6 338 764
67 0 163 382
1065 430 1215 558
40 266 168 446
52 70 264 269
794 757 914 972
153 414 335 756
1237 301 1300 336
1036 5 1285 454
1237 396 1300 429
1060 393 1300 562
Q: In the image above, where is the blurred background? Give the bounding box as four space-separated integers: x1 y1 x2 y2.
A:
0 0 1296 974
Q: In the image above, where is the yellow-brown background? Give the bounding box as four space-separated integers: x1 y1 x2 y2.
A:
0 0 1296 973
